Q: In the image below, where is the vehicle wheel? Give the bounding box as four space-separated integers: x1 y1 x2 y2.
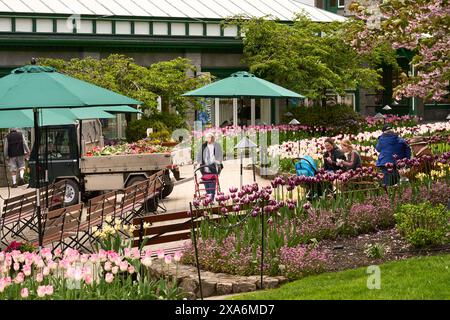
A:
161 172 174 199
125 176 147 188
64 180 79 206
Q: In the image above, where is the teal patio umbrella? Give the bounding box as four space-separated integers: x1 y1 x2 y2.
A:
183 71 304 126
183 71 304 98
0 64 141 247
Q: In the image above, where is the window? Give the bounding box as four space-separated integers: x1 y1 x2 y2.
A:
338 0 345 8
39 128 72 160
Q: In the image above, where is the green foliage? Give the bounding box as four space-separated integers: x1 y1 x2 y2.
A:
395 202 450 248
228 15 383 105
364 243 386 259
288 104 363 134
38 54 158 111
38 54 210 116
125 112 187 142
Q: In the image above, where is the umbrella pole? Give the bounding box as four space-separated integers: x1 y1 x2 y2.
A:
45 127 49 209
33 108 43 248
78 120 82 204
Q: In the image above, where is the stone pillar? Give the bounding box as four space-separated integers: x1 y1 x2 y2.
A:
251 99 256 126
233 98 238 126
260 99 271 124
215 98 220 127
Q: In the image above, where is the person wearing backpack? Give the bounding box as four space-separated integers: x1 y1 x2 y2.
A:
376 124 411 186
194 132 223 200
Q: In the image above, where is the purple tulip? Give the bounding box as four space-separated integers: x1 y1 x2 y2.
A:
303 202 311 210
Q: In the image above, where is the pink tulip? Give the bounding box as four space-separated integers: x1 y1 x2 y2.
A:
119 261 128 272
45 285 53 296
174 252 183 262
36 273 43 283
105 273 114 283
37 286 47 298
164 255 172 265
157 249 165 259
21 288 29 298
128 266 135 274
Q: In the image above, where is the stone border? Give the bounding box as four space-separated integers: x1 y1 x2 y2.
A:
149 263 287 299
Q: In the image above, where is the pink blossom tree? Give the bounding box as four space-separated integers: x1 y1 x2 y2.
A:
347 0 450 102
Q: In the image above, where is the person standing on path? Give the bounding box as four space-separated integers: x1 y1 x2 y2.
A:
376 124 411 186
195 132 223 201
4 128 30 188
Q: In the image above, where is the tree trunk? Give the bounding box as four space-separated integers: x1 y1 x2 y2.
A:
161 99 170 114
321 88 327 107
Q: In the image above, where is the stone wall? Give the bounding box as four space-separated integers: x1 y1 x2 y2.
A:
149 262 287 299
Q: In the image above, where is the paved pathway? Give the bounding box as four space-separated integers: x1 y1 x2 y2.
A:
161 158 271 212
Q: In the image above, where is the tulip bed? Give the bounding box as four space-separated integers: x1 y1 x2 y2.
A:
0 217 186 300
182 120 450 279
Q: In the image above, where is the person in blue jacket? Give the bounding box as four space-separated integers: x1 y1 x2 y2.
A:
376 124 411 186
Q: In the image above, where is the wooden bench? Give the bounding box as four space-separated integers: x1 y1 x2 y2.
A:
75 190 120 252
131 205 233 253
72 171 164 252
31 203 83 252
0 180 67 247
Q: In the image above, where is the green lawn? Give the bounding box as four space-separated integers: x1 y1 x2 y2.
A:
232 255 450 300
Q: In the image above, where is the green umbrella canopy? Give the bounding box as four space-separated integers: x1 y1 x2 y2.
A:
0 109 76 128
0 105 140 129
183 71 305 98
0 65 141 110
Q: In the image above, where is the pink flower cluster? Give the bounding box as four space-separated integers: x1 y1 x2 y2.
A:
279 245 328 280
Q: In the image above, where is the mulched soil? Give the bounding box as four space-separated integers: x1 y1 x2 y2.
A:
320 228 450 272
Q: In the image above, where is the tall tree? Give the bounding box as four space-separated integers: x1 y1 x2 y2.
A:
230 14 385 106
347 0 450 102
38 54 210 115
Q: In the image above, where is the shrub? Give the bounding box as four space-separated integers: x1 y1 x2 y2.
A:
279 245 328 280
288 104 363 134
395 202 450 248
126 112 188 142
299 209 338 241
364 243 386 259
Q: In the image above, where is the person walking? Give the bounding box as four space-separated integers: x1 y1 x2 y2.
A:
322 138 346 172
4 128 30 188
376 124 411 186
195 132 223 200
338 139 362 171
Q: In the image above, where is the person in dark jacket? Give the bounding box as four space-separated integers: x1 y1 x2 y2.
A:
376 124 411 186
194 132 223 200
322 138 346 172
4 128 30 187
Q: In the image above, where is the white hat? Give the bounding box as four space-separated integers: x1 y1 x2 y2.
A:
205 132 215 139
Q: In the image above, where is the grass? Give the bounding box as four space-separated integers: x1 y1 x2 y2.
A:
232 254 450 300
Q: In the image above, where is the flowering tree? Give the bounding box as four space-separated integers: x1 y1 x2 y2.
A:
229 15 384 107
347 0 450 102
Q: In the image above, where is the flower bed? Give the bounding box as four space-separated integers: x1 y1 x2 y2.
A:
183 168 450 280
85 139 172 156
0 235 186 300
